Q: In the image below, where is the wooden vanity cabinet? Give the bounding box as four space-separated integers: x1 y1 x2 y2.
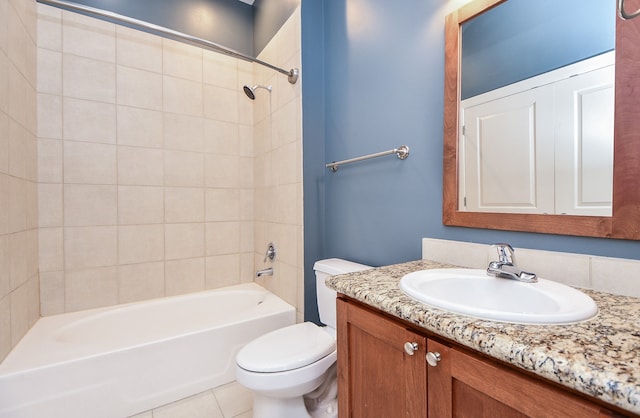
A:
337 297 625 418
336 296 427 417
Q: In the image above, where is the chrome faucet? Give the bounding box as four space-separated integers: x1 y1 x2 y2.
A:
256 267 273 277
487 243 537 283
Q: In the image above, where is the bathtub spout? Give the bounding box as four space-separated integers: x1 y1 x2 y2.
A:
256 268 273 277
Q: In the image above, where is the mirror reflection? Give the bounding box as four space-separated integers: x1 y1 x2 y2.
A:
458 0 615 216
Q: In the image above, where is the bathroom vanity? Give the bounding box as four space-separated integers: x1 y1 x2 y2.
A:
328 260 640 417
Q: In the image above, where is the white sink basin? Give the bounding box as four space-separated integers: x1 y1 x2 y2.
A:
399 268 598 324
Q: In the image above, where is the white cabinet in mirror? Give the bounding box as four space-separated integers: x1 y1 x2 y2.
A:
459 52 614 216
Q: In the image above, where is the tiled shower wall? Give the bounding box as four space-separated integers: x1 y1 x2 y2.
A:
0 0 40 362
252 9 303 322
36 4 303 319
36 4 259 315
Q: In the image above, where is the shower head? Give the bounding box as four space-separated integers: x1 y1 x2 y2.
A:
243 84 272 100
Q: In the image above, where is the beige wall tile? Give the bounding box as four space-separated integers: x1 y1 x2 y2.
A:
117 65 163 111
164 150 204 187
165 257 205 296
37 47 61 94
37 138 62 183
0 56 8 117
27 275 40 328
0 175 7 235
164 113 203 152
116 26 162 73
0 113 8 173
38 227 63 272
117 106 163 148
162 40 202 82
0 295 10 360
165 187 204 223
63 97 116 144
37 93 62 139
63 54 115 103
8 176 27 233
203 51 238 89
118 224 165 265
118 261 164 303
205 154 239 188
39 271 64 316
203 119 239 154
205 254 240 289
205 188 240 222
592 257 640 298
64 184 117 227
10 282 29 346
238 125 253 157
64 226 117 270
8 121 28 179
38 183 62 227
65 266 118 311
37 4 62 52
117 146 164 186
64 141 116 184
206 222 240 256
165 223 205 260
203 85 238 123
0 235 9 299
62 10 115 62
163 76 202 117
8 64 27 127
118 186 164 225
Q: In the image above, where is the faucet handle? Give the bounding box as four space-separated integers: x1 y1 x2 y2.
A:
491 243 515 265
263 242 276 263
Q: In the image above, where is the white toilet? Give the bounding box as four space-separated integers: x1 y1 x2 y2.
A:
235 258 372 418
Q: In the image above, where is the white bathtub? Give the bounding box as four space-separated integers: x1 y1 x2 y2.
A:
0 283 295 418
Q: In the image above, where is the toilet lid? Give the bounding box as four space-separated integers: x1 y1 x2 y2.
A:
237 322 336 373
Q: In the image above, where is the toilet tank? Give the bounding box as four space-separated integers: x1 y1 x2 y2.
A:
313 258 373 328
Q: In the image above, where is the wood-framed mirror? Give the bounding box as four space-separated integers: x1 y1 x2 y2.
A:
443 0 640 240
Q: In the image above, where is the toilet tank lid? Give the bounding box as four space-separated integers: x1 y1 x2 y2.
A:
313 258 373 275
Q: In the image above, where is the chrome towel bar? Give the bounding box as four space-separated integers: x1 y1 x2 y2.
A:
326 145 409 172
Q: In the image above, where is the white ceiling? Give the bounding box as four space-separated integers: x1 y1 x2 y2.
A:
237 0 255 4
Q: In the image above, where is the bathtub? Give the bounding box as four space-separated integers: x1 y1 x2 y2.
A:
0 283 295 418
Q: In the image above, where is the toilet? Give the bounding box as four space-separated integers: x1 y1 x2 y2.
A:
235 258 372 418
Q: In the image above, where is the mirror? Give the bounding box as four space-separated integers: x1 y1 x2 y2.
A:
443 0 640 240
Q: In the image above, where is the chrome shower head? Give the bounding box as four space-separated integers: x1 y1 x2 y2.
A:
243 84 272 100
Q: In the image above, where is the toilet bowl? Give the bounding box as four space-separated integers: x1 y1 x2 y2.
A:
235 258 372 418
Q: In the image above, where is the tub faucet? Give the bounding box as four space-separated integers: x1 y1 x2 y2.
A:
256 267 273 277
487 243 537 283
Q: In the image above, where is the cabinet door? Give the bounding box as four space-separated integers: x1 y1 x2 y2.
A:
337 298 427 418
426 339 616 418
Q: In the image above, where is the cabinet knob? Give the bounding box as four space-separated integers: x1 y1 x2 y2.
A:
426 351 441 367
404 342 419 355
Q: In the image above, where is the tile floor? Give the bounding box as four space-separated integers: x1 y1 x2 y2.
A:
130 381 253 418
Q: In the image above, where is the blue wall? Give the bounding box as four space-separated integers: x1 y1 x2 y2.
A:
462 0 615 99
301 0 640 322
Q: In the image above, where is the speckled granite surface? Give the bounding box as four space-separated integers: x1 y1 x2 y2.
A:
326 260 640 416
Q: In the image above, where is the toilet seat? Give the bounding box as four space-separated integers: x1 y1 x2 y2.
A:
237 322 335 373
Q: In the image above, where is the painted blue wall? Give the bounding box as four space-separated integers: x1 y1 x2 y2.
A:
301 0 640 322
461 0 615 99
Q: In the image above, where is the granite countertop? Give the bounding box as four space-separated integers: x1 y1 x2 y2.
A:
325 260 640 416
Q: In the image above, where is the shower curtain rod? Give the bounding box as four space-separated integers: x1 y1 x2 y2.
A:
37 0 300 84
